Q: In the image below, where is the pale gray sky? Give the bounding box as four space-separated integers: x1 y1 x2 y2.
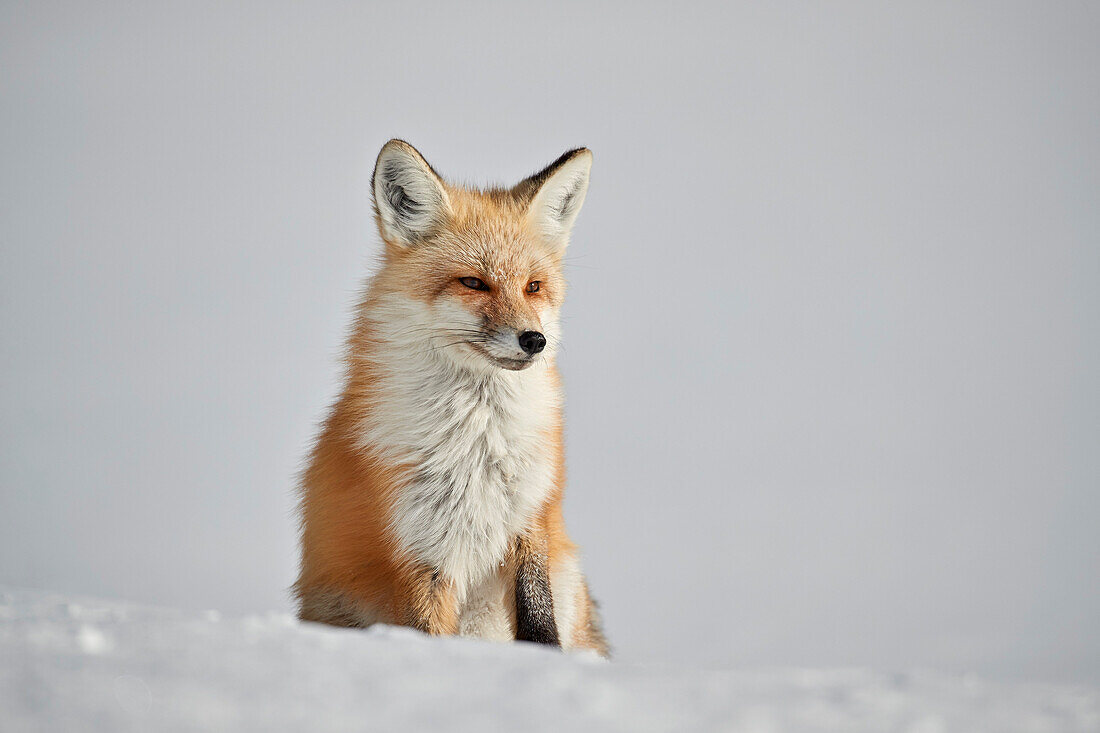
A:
2 1 1098 682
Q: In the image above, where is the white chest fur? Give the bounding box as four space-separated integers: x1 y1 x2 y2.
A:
357 300 561 595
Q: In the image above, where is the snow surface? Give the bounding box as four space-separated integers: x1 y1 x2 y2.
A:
1 586 1096 733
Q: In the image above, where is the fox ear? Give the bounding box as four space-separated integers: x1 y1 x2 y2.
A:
519 148 592 245
372 139 450 247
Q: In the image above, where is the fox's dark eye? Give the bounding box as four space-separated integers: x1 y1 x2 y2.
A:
459 277 489 291
526 281 541 293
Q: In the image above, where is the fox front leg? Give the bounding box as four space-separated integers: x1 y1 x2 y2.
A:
513 534 560 647
406 566 459 636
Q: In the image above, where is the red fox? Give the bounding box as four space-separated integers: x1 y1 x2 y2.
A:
294 140 609 656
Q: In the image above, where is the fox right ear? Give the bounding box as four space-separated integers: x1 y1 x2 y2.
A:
518 147 592 247
372 140 450 247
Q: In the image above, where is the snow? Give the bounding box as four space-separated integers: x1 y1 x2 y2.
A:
1 587 1096 733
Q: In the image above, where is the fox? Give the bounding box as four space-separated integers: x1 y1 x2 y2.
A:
293 139 609 656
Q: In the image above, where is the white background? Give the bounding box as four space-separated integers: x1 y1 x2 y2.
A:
2 2 1097 682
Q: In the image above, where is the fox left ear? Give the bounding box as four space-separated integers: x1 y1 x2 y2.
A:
518 148 592 246
372 139 450 247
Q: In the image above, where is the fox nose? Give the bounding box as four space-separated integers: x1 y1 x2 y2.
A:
517 330 546 355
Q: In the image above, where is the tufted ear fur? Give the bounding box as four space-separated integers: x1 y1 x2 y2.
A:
372 139 450 247
517 148 592 247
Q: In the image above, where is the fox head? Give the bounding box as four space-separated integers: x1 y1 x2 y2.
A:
369 139 591 373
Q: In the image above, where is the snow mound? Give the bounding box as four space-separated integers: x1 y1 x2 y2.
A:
1 586 1096 732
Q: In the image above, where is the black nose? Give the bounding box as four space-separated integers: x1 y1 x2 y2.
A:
517 330 546 355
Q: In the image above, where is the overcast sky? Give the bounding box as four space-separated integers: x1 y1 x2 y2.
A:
2 2 1098 682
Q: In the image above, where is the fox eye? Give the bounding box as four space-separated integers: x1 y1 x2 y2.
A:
459 277 489 291
526 281 541 293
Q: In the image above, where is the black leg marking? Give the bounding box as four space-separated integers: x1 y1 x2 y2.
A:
514 537 560 647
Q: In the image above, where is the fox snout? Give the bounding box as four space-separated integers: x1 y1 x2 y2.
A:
474 325 548 370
